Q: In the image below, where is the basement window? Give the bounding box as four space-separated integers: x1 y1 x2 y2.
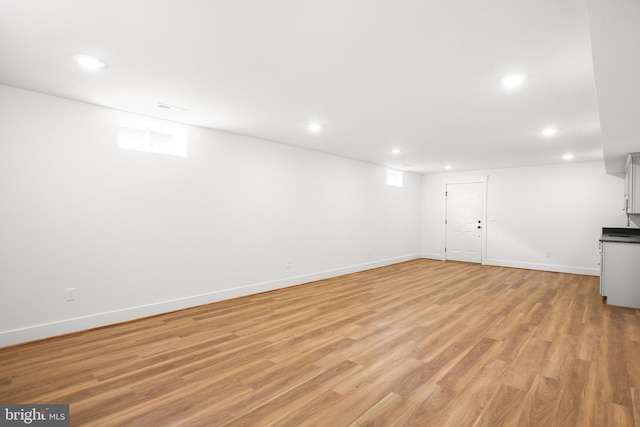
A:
117 114 187 157
386 169 403 187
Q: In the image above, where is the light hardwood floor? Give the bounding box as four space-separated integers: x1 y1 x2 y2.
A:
2 259 640 426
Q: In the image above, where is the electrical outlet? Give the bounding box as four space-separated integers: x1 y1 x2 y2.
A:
65 288 76 302
285 258 291 269
545 250 551 258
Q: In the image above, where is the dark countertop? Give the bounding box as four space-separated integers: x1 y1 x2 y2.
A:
600 227 640 243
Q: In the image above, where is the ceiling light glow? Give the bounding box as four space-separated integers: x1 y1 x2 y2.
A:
73 54 106 70
392 149 401 155
542 128 558 137
445 165 452 170
308 123 323 133
500 74 526 88
563 153 574 160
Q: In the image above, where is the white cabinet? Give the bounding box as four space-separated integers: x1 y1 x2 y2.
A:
600 241 640 309
625 153 640 214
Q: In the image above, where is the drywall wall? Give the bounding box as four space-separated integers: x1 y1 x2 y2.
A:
0 85 422 346
421 162 626 274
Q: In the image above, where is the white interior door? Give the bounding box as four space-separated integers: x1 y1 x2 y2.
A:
446 182 483 263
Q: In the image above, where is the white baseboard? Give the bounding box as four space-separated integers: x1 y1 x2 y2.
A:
483 258 599 276
0 254 421 348
420 253 599 276
420 252 445 261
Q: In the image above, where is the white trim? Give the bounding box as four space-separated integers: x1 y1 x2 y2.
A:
484 258 599 276
0 254 421 348
443 176 488 264
421 252 445 261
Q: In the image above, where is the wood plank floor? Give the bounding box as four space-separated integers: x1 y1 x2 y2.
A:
2 259 640 426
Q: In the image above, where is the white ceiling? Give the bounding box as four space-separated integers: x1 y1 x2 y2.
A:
0 0 633 174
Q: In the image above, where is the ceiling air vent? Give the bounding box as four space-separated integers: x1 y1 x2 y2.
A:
157 103 185 112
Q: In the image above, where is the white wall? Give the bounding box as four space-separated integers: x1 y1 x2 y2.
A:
421 162 626 274
0 85 422 346
0 83 628 348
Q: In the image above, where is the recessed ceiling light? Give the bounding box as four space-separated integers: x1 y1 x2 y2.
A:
73 54 106 70
308 123 323 133
392 149 401 155
500 74 526 88
542 128 558 137
563 153 574 160
445 165 452 170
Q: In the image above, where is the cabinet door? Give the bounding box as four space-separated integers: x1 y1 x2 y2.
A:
601 241 640 309
599 242 605 296
627 154 640 214
626 158 631 213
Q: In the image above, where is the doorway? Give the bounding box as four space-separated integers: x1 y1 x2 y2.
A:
445 182 484 263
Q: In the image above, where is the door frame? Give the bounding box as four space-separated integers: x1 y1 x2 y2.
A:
443 176 488 264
